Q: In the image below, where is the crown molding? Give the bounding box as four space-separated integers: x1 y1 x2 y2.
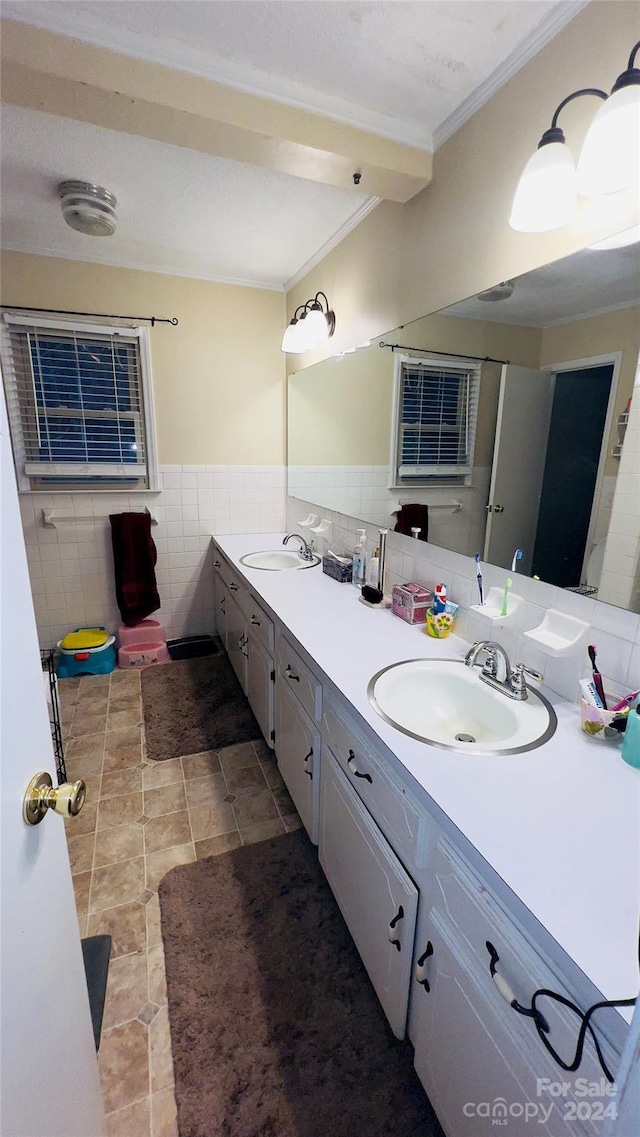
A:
542 295 640 328
2 6 432 152
433 0 590 150
284 196 381 293
0 241 285 292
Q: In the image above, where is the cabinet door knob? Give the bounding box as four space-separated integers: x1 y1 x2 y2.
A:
220 599 225 613
388 905 404 951
347 750 372 783
285 666 300 682
303 747 313 778
415 941 434 991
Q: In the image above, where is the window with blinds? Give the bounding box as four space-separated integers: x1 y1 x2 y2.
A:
392 355 481 483
1 315 157 491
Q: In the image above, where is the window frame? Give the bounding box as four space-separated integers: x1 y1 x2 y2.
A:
389 353 482 488
1 314 159 493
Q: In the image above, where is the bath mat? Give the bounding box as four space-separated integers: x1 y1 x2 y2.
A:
141 653 260 762
159 829 443 1137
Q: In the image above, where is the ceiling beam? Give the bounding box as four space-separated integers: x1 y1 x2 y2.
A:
0 20 432 203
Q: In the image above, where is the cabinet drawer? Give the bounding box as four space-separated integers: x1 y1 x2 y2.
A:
238 590 274 654
215 554 243 597
275 635 322 722
428 840 620 1099
322 697 431 870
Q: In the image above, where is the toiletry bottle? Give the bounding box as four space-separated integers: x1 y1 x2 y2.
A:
366 545 380 588
621 706 640 769
352 529 367 588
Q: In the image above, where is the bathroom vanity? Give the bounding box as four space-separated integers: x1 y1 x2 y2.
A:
212 534 637 1137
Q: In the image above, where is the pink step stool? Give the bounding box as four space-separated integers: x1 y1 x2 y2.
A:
117 619 170 669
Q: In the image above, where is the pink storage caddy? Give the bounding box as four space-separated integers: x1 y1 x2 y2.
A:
117 619 169 669
391 582 434 624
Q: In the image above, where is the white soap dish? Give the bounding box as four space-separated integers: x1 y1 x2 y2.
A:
469 587 522 624
523 609 589 657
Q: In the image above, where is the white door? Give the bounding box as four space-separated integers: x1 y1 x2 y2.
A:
0 388 105 1134
226 591 247 692
246 632 274 746
274 679 319 842
484 365 553 575
319 752 418 1039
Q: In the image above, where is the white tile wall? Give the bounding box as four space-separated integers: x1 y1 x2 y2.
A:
288 465 490 556
287 495 640 706
21 466 286 649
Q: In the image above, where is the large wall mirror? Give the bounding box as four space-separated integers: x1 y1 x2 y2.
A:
288 241 640 612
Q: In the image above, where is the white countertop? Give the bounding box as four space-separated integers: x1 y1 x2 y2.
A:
215 533 640 1022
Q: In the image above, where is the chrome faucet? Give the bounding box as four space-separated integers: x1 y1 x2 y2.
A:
464 640 542 701
283 533 315 562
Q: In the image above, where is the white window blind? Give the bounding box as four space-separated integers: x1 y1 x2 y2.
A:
393 356 481 481
1 315 157 491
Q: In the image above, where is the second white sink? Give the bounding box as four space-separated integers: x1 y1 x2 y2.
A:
240 550 320 571
368 658 556 755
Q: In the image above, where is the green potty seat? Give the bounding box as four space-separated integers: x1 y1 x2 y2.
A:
56 631 117 678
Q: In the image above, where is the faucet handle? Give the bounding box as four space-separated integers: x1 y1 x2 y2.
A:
515 663 543 683
511 663 543 699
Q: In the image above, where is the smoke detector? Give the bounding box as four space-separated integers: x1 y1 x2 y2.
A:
57 180 117 237
476 280 515 302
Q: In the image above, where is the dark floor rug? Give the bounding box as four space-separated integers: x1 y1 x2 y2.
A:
159 829 443 1137
141 654 260 762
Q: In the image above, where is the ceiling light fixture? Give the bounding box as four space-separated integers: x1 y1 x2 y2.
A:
509 39 639 234
281 292 336 354
587 223 640 250
58 180 117 236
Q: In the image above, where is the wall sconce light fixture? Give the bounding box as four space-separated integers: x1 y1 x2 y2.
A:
281 292 336 354
510 40 639 234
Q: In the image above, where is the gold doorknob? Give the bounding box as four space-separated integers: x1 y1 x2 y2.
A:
23 771 86 826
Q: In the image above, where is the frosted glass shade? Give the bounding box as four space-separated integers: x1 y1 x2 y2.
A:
509 142 577 232
588 223 640 250
577 85 640 196
281 319 307 353
300 308 330 349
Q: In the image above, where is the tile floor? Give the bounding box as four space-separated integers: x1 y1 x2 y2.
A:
59 668 302 1137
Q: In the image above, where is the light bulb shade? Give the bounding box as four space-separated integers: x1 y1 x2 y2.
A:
300 307 329 349
577 84 640 196
509 141 577 232
588 223 640 250
281 319 306 354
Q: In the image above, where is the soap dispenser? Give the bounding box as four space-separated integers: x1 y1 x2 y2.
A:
352 529 368 588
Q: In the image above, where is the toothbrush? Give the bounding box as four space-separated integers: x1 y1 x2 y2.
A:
511 549 523 573
500 578 512 617
475 553 484 605
588 644 608 709
611 691 640 712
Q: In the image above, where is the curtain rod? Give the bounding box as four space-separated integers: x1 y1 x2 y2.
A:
2 305 179 326
378 341 508 365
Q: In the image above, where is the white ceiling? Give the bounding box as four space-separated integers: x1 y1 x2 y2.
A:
0 104 372 289
443 244 640 327
1 0 587 289
3 0 583 148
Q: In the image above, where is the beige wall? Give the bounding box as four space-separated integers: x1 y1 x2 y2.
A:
540 305 640 477
288 309 542 467
0 250 287 465
287 2 640 366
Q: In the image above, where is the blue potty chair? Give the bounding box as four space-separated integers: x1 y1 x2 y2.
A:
56 627 117 678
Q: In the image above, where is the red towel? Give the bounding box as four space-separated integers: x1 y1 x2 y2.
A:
109 511 160 627
393 503 429 542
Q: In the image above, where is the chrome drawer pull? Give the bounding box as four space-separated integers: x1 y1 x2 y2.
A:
285 666 300 682
214 559 221 568
303 746 313 778
347 749 372 784
388 905 404 951
220 599 225 613
415 941 434 991
251 615 261 625
230 582 238 592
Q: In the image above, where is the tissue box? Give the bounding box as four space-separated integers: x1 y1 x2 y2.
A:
322 552 353 583
392 582 433 624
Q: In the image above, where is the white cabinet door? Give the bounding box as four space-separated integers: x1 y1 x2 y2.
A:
247 631 274 747
275 678 319 842
215 574 228 649
226 590 247 692
319 751 418 1039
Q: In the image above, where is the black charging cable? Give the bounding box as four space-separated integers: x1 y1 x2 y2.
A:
486 940 637 1083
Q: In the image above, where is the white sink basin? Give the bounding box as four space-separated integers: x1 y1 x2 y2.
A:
240 550 320 571
368 659 556 755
